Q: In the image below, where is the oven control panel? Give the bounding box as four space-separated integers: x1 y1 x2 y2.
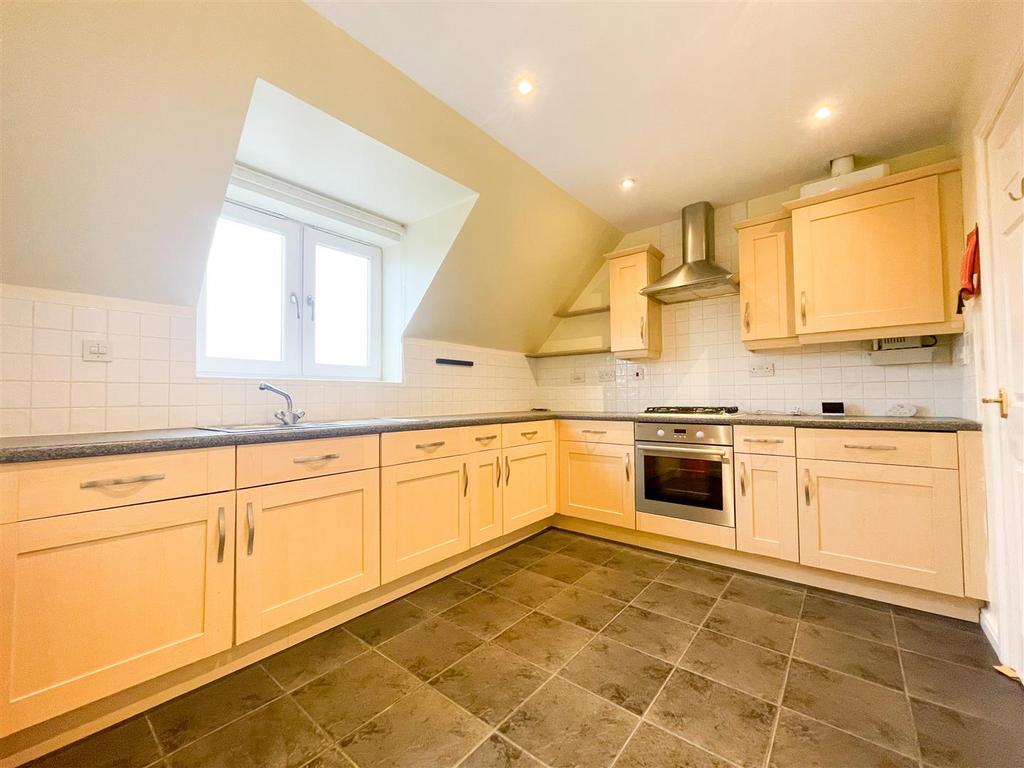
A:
634 422 733 446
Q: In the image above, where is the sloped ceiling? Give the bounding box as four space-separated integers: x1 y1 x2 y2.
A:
0 1 621 352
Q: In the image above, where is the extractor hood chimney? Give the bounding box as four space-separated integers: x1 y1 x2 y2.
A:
640 201 738 303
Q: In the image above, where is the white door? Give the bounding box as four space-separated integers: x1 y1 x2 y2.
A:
976 64 1023 673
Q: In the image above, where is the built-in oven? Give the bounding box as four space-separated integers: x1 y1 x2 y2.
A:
634 423 735 527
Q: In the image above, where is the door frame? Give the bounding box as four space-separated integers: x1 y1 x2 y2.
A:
969 47 1024 670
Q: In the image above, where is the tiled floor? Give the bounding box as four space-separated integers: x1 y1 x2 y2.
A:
26 529 1024 768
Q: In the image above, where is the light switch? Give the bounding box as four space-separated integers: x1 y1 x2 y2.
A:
82 338 113 362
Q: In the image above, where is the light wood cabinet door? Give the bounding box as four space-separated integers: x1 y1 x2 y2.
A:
235 471 380 643
558 441 635 529
791 176 945 334
381 456 470 582
797 459 964 595
503 442 556 533
469 449 504 547
608 249 662 359
735 453 798 562
0 493 235 735
738 218 796 345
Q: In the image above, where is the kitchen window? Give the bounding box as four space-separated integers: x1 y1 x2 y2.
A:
197 201 382 380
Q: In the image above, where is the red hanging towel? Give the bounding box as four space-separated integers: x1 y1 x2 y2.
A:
957 225 980 314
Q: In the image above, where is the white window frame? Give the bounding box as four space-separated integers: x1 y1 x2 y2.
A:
197 200 383 380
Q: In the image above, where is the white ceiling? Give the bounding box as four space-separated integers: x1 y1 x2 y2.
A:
309 1 1009 231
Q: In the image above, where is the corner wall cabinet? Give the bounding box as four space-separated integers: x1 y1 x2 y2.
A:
606 244 664 359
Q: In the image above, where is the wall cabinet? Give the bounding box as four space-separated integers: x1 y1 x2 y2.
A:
559 441 635 529
468 448 503 547
797 459 963 595
736 215 797 349
0 493 235 735
734 453 798 562
503 441 556 533
235 471 380 643
607 244 663 359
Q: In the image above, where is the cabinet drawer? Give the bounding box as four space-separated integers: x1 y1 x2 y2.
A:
558 419 634 445
465 424 502 452
735 426 795 456
502 420 555 448
796 429 957 468
381 427 470 466
0 447 235 523
236 435 378 487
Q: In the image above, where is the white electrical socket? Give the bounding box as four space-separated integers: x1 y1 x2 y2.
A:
570 371 586 384
81 338 112 362
633 367 645 380
598 369 615 383
750 363 775 378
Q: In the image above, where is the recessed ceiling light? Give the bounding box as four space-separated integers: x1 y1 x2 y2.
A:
815 106 833 120
619 177 636 190
515 78 534 96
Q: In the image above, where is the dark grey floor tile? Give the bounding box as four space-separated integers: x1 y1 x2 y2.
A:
601 605 697 663
149 666 282 752
378 616 482 680
633 581 716 624
901 650 1024 727
575 565 651 602
431 644 548 726
722 576 804 619
460 734 543 768
538 585 626 631
657 560 733 597
405 576 480 614
560 636 672 714
165 697 329 768
891 604 981 634
493 542 550 569
528 529 579 551
912 697 1024 768
526 552 596 584
442 592 532 640
794 622 903 689
340 686 489 768
806 586 898 614
25 716 160 768
602 548 674 579
769 708 917 768
344 600 427 645
614 722 731 768
704 599 797 653
782 659 917 757
800 594 894 645
499 677 637 768
680 629 788 702
489 568 567 608
457 558 521 588
558 536 622 565
494 612 592 671
894 614 999 669
263 626 368 691
648 668 776 768
291 652 419 741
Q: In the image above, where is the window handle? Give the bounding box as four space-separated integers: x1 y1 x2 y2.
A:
306 294 315 321
289 292 301 320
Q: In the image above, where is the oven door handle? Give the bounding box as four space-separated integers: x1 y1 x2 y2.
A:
636 443 730 463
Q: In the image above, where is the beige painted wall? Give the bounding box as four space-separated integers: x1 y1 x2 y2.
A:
0 2 621 353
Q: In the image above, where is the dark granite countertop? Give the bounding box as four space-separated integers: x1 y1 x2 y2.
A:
0 410 980 464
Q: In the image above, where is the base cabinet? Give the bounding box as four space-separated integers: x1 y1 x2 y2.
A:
797 459 964 595
735 453 799 561
0 493 235 735
468 449 504 547
503 442 556 533
381 456 470 582
235 471 380 643
559 441 635 528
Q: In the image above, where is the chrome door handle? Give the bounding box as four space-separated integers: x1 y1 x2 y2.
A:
800 292 807 325
981 388 1009 418
463 462 468 497
246 501 255 556
505 456 510 485
640 315 645 342
636 443 730 463
80 473 165 489
581 429 607 435
306 294 315 321
1010 178 1024 202
217 506 226 563
521 430 538 439
293 453 340 464
475 434 498 443
415 441 445 450
843 444 897 451
289 292 301 319
495 455 501 487
739 462 747 496
743 438 784 444
804 469 812 506
624 452 631 481
743 302 751 332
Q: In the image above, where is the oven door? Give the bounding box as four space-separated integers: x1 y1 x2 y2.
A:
634 443 735 527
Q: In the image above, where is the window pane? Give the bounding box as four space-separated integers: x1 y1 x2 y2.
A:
314 244 368 367
204 217 284 361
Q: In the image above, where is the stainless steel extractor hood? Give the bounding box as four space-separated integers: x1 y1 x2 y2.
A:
641 201 738 303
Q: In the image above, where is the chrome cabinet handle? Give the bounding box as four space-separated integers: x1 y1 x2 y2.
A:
416 441 446 450
496 455 501 487
505 456 510 485
624 452 631 481
306 294 315 321
640 315 645 342
843 444 897 451
80 473 165 489
217 506 226 563
1010 178 1023 202
743 438 785 444
293 452 340 464
521 430 538 439
739 462 747 496
475 434 498 443
463 462 468 497
289 292 301 319
246 501 255 556
743 302 751 332
804 469 812 506
581 429 607 435
800 292 807 325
